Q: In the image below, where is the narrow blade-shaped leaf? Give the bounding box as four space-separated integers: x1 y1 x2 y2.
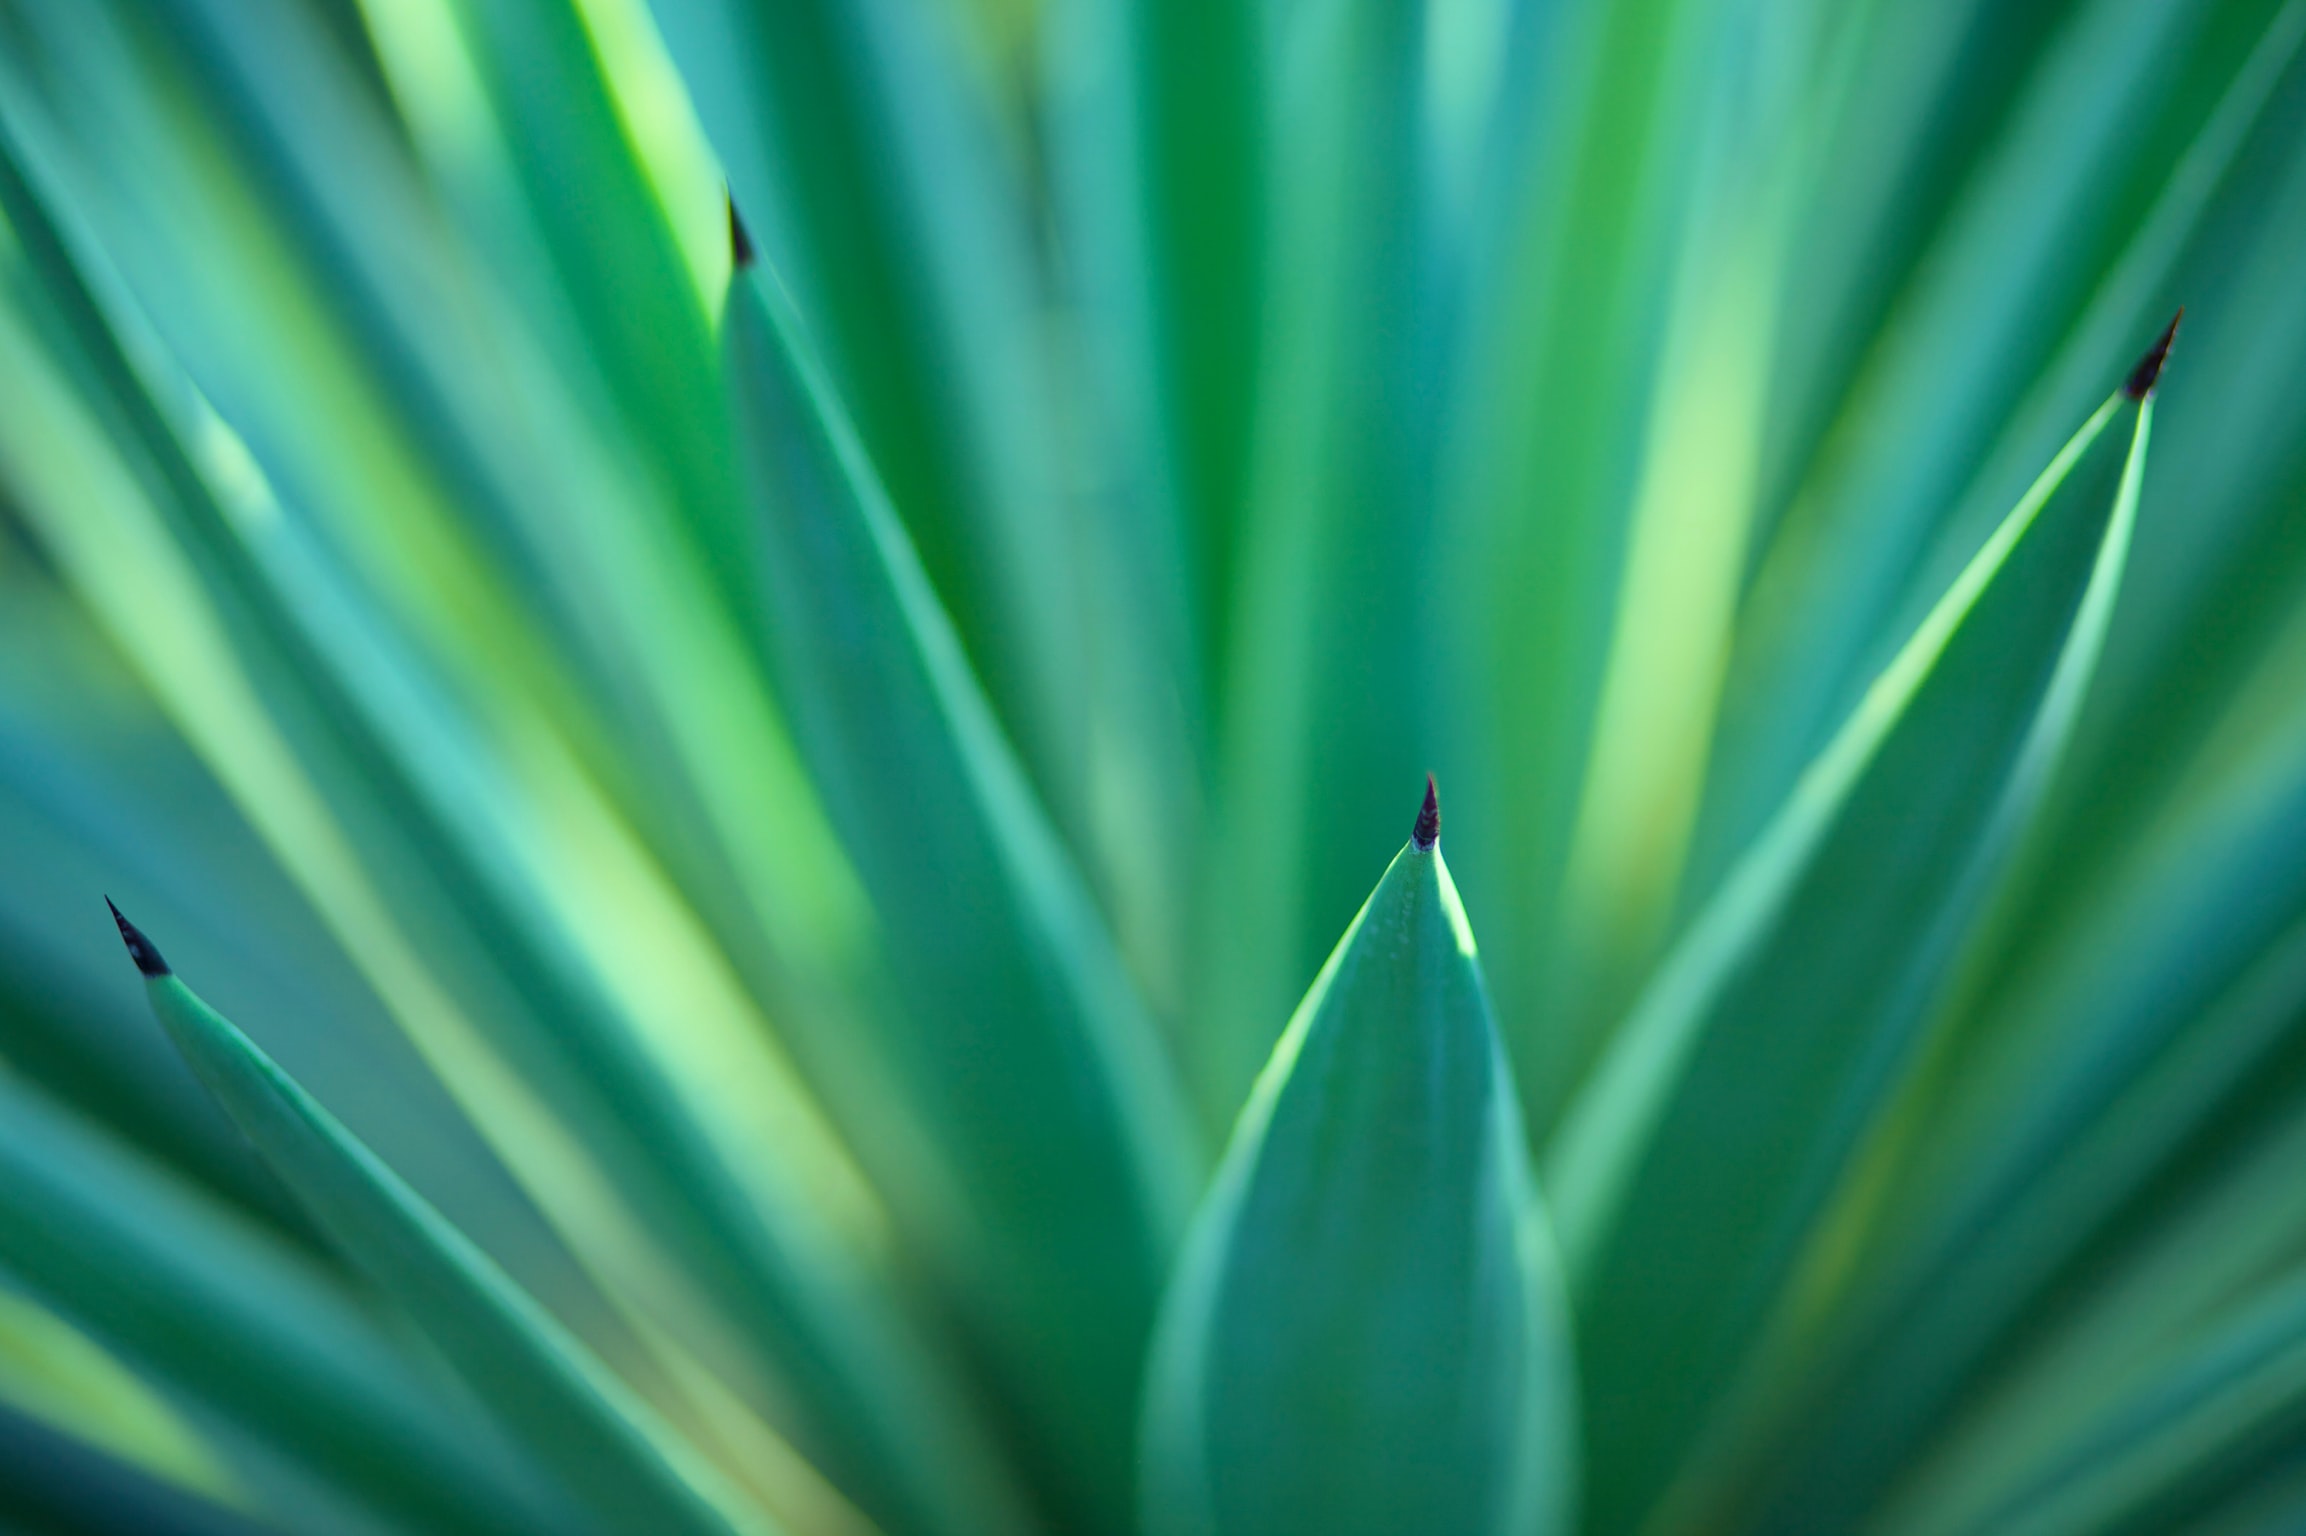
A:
0 1400 273 1536
1140 784 1577 1536
108 908 775 1536
722 259 1200 1525
0 112 993 1536
0 1069 570 1536
1737 601 2306 1530
1549 335 2163 1530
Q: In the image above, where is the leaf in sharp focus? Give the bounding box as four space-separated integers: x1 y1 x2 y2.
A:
105 906 778 1536
1139 781 1578 1536
722 260 1200 1530
1546 331 2166 1534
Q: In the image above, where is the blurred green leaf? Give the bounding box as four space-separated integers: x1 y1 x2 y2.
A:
0 1068 573 1536
1194 0 1447 1131
120 923 776 1536
1549 367 2156 1532
723 258 1200 1531
0 1287 239 1515
0 91 1008 1536
1139 796 1577 1536
0 1399 278 1536
1725 511 2306 1530
648 0 1157 898
1691 0 2278 901
1875 1091 2306 1534
2 0 2305 1529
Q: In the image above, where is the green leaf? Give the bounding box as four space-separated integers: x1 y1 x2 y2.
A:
1192 0 1447 1132
108 910 777 1536
1692 0 2270 898
1436 0 1744 1121
0 1399 272 1536
1547 354 2160 1532
0 1069 572 1536
1139 786 1577 1536
722 260 1200 1527
649 0 1131 863
1732 594 2306 1531
1875 1093 2306 1535
0 103 1002 1536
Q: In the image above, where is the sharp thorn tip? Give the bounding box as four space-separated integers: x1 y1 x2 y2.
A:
1413 774 1441 851
728 192 756 271
106 897 171 978
2124 307 2182 400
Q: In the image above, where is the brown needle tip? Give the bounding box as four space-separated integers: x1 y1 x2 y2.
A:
1412 774 1441 852
105 898 171 978
729 193 756 271
2124 308 2182 401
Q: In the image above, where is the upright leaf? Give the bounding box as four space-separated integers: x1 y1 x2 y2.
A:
1140 782 1578 1536
1194 0 1449 1133
722 252 1200 1528
1548 325 2169 1532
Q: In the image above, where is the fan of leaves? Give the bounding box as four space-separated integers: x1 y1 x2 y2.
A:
1 0 2305 1533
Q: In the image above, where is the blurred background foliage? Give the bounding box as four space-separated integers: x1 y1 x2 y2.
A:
0 0 2303 1530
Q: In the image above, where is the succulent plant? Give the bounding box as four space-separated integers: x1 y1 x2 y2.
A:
1 0 2304 1533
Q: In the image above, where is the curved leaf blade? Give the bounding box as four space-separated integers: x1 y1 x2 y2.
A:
1140 787 1577 1536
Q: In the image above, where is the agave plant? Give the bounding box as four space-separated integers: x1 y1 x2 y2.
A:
1 0 2305 1531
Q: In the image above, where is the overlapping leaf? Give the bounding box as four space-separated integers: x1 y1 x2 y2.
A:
1549 355 2158 1532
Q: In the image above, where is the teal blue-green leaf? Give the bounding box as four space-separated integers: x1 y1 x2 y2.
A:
1436 0 1741 1123
1692 0 2277 899
1193 0 1445 1134
1728 600 2306 1532
721 259 1200 1529
0 1069 573 1536
0 102 1003 1536
118 931 777 1536
0 1400 270 1536
1547 369 2156 1532
659 0 1208 1035
648 0 1127 869
1875 1092 2306 1535
1140 807 1577 1536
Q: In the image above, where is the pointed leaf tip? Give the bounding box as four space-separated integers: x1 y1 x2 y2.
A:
104 898 170 978
1413 775 1441 851
728 195 755 271
2124 308 2182 400
1140 837 1577 1536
